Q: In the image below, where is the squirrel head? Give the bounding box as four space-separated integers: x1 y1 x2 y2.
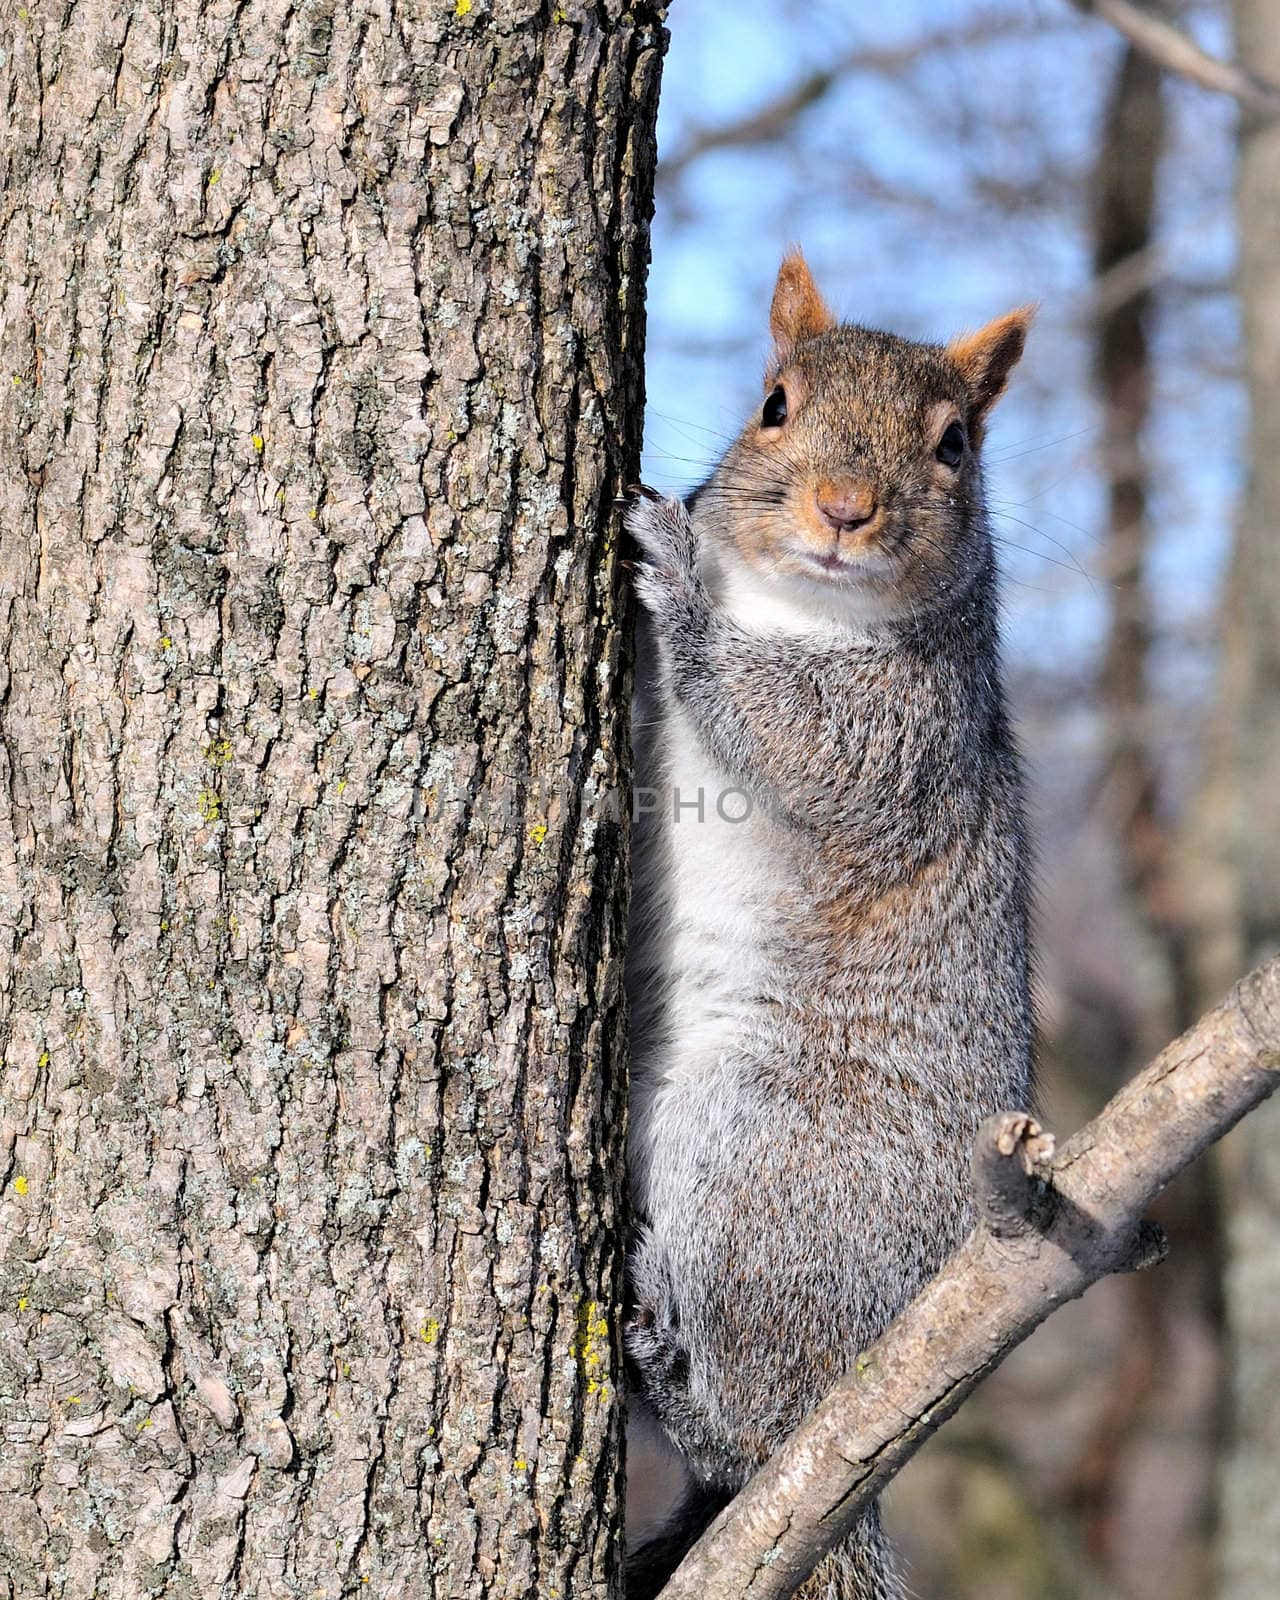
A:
698 249 1033 623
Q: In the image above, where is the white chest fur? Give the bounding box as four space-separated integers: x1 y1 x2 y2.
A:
657 706 779 985
711 547 898 637
627 688 790 1214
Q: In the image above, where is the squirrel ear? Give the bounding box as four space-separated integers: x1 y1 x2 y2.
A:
770 249 836 358
946 306 1035 433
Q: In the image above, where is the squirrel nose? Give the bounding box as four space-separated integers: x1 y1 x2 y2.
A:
815 478 877 535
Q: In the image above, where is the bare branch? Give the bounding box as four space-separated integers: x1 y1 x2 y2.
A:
1072 0 1280 117
655 955 1280 1600
657 13 1063 187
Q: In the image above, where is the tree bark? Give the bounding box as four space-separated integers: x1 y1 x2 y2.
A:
1214 3 1280 1594
0 4 664 1596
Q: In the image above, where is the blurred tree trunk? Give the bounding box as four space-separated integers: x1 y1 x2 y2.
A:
1202 1 1280 1594
1094 43 1176 1049
0 3 663 1596
1077 47 1218 1600
1089 43 1229 1594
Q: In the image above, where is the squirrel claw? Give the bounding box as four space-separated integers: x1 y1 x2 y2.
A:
623 493 700 611
625 481 664 502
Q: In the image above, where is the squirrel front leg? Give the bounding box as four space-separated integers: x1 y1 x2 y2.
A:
627 491 865 830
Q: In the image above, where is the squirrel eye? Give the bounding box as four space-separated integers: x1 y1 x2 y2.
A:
761 386 788 429
935 421 966 468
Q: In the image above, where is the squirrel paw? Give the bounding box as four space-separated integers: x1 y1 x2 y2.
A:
624 1229 691 1398
624 489 700 614
624 1299 691 1400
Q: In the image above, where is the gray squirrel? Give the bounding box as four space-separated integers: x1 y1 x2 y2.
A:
622 252 1036 1600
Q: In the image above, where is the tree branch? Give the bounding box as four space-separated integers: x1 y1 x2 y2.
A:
657 13 1062 187
1072 0 1280 118
655 955 1280 1600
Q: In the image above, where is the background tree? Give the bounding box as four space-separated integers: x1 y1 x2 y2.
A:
0 3 663 1595
1209 0 1280 1591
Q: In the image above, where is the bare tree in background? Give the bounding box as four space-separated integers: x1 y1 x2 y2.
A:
0 3 663 1594
1094 44 1179 1046
1078 45 1176 1592
1074 41 1220 1600
1209 2 1280 1593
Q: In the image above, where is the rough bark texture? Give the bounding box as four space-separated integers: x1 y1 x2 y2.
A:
655 956 1280 1600
0 3 664 1596
1214 3 1280 1594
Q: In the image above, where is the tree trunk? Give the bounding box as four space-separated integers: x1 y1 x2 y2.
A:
0 4 664 1596
1093 43 1183 1051
1212 1 1280 1594
1076 48 1214 1600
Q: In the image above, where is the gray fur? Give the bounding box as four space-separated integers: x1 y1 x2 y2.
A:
622 314 1035 1598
